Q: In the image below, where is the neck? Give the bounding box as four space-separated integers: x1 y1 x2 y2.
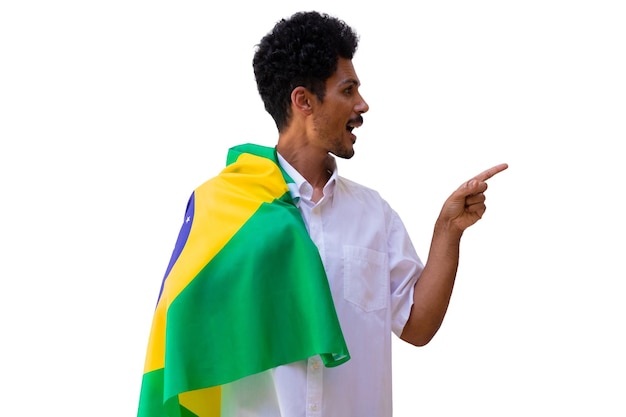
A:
276 137 334 190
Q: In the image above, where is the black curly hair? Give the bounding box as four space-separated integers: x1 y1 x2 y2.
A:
253 11 359 132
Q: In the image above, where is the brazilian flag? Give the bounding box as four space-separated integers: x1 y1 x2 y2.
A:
137 143 349 417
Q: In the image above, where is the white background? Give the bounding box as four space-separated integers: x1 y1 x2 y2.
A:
1 1 625 416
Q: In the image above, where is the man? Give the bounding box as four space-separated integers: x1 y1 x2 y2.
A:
137 10 507 417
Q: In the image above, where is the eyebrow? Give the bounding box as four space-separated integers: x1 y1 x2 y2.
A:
338 78 360 88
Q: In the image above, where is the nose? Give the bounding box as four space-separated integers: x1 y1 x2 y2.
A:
356 93 369 114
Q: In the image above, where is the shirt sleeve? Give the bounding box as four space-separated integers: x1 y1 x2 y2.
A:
387 208 424 337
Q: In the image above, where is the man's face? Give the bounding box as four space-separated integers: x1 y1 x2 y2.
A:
311 58 369 159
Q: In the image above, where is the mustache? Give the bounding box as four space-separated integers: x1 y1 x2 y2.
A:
348 115 364 126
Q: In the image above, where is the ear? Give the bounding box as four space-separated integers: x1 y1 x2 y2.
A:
291 86 313 116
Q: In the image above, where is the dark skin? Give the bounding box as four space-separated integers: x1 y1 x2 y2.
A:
400 164 508 346
277 57 508 347
277 58 368 201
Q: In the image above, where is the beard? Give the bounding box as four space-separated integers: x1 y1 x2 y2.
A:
329 138 355 159
312 114 356 159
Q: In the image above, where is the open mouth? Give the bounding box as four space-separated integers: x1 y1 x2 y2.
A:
346 115 364 133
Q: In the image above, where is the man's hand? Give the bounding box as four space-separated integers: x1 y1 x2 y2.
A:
438 163 509 234
402 163 508 346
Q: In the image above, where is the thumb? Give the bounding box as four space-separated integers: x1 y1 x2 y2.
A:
464 179 487 196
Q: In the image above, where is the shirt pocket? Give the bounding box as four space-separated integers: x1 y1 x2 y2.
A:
343 245 389 312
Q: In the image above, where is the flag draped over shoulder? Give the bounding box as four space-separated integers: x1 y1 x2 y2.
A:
137 143 349 417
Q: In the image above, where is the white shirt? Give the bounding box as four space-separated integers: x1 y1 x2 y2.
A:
220 154 423 417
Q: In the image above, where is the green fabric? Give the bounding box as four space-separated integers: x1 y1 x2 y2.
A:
137 143 349 417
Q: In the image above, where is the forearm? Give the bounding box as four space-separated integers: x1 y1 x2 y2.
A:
400 220 463 346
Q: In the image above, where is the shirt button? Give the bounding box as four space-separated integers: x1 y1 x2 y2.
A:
310 403 318 411
311 361 320 370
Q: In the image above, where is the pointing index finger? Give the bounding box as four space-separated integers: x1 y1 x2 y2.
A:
473 163 509 182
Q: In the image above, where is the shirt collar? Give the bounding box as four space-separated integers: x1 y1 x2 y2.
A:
277 152 338 206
